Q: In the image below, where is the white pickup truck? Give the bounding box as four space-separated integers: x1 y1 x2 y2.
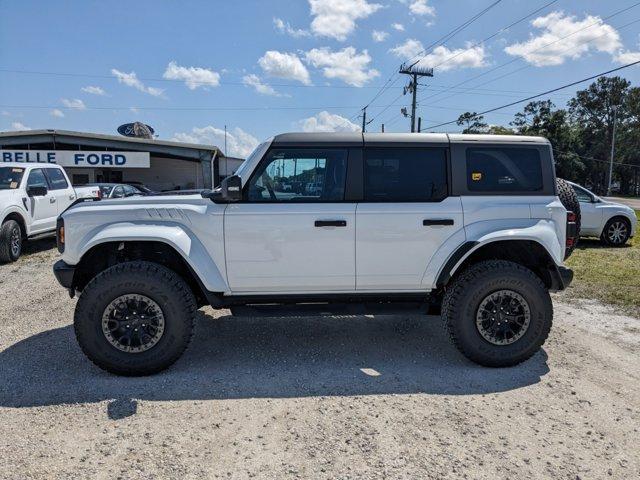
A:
0 162 99 262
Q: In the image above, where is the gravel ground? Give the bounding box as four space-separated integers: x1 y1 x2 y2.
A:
0 240 639 479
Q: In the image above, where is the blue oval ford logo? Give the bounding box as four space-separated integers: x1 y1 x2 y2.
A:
117 123 155 137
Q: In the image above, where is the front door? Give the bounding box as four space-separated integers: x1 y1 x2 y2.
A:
356 146 464 290
572 184 602 235
25 168 58 233
225 147 355 293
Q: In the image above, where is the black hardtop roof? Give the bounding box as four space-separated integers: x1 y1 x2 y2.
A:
271 132 549 147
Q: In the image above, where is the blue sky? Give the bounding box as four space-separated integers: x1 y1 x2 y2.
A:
1 0 639 156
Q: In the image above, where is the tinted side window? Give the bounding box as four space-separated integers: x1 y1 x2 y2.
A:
363 147 447 202
466 147 542 192
247 148 347 202
44 168 69 190
572 185 593 203
27 169 48 188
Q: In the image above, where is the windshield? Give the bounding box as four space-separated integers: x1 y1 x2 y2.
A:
232 141 270 179
0 167 25 190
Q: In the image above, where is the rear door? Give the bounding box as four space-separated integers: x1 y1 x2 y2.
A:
25 168 58 233
355 145 464 290
225 147 356 293
43 167 75 213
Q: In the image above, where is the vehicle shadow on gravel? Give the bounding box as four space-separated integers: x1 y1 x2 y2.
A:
0 311 549 410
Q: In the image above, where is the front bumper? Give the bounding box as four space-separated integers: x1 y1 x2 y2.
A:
53 260 75 289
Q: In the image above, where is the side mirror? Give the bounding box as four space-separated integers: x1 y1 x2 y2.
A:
221 175 242 202
27 185 48 197
203 175 242 203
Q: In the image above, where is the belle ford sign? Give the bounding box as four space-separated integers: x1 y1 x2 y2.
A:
0 150 150 168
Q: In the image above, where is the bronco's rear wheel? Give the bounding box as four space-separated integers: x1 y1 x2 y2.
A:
74 261 196 376
442 260 553 367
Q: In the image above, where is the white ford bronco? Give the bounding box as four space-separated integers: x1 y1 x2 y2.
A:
53 133 577 376
0 162 99 262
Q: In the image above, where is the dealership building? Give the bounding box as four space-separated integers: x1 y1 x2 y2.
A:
0 129 244 191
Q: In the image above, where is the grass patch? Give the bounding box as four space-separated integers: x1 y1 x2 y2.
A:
562 210 640 317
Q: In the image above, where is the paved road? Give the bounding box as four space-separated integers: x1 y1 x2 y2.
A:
604 196 640 210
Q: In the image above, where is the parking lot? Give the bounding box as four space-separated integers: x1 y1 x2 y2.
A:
0 240 638 479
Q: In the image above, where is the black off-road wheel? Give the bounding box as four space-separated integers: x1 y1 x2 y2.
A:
0 219 23 263
442 260 553 367
556 178 581 259
74 261 196 376
600 216 631 246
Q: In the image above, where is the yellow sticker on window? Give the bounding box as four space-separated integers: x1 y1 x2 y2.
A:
472 172 482 181
10 182 18 189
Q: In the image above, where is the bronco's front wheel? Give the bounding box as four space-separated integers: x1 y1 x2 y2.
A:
74 261 196 376
442 260 553 367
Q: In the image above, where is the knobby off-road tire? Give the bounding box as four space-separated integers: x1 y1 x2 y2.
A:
74 261 196 376
600 216 632 247
442 260 553 367
556 178 581 259
0 220 22 263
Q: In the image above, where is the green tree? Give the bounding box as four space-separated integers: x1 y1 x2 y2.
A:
456 112 488 133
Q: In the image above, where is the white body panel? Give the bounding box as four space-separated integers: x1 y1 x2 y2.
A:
568 182 637 238
355 198 463 290
58 135 572 298
0 162 81 236
224 203 356 292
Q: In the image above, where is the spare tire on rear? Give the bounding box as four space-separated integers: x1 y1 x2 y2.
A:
556 178 581 259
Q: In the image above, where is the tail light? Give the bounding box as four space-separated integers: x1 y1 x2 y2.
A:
56 217 65 253
96 188 103 199
566 211 578 249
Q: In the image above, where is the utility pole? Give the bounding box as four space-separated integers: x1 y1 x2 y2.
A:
360 106 373 132
607 105 618 196
399 63 433 132
417 117 422 133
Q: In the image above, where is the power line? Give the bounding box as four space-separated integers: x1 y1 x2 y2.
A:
363 0 504 122
425 60 640 130
421 1 640 105
553 149 640 169
430 0 559 71
368 0 558 129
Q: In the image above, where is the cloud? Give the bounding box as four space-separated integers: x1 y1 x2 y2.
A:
273 17 310 37
613 50 640 64
111 69 164 96
309 0 382 41
1 111 10 116
391 23 405 32
61 98 87 110
10 122 30 131
390 38 424 59
242 74 287 97
372 30 388 42
258 51 311 85
172 126 259 158
305 47 379 87
81 85 106 96
50 109 65 118
298 111 361 132
391 39 487 71
407 0 435 17
162 61 221 90
504 12 622 67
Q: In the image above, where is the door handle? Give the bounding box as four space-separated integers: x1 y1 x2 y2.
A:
69 194 75 200
423 219 454 226
50 197 56 204
315 220 347 227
